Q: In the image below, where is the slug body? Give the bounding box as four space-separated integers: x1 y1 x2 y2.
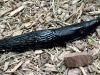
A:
0 17 100 52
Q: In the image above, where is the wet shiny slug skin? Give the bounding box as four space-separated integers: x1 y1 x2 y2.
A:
0 17 100 52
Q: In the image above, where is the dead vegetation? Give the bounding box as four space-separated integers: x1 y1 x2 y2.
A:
0 0 100 75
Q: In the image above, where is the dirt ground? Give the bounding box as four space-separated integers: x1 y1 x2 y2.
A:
0 0 100 75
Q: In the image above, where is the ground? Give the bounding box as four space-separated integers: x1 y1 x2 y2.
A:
0 0 100 75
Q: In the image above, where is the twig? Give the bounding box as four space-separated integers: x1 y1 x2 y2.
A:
80 67 87 75
9 5 25 17
6 61 23 73
67 45 81 52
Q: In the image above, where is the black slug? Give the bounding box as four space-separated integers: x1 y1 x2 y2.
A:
0 17 100 52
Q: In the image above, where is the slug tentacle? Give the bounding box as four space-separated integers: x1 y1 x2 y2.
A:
0 17 100 52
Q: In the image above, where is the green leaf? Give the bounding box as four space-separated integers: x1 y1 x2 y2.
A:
88 38 93 43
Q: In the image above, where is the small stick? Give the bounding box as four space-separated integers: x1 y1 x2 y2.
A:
6 61 23 73
80 67 87 75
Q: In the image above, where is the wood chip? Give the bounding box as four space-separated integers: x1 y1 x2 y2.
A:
44 67 58 72
0 0 8 2
22 22 32 28
0 8 12 17
58 51 71 60
79 67 87 75
89 10 100 15
44 63 58 72
74 40 87 50
46 16 52 22
50 54 55 61
68 45 81 52
2 31 13 37
0 24 5 29
13 30 23 36
39 18 44 23
93 61 100 69
0 24 5 33
6 61 23 73
34 50 43 54
57 8 62 15
64 52 93 68
22 60 31 71
9 5 25 17
96 28 100 39
45 63 55 68
68 68 81 75
3 62 9 71
72 0 80 4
